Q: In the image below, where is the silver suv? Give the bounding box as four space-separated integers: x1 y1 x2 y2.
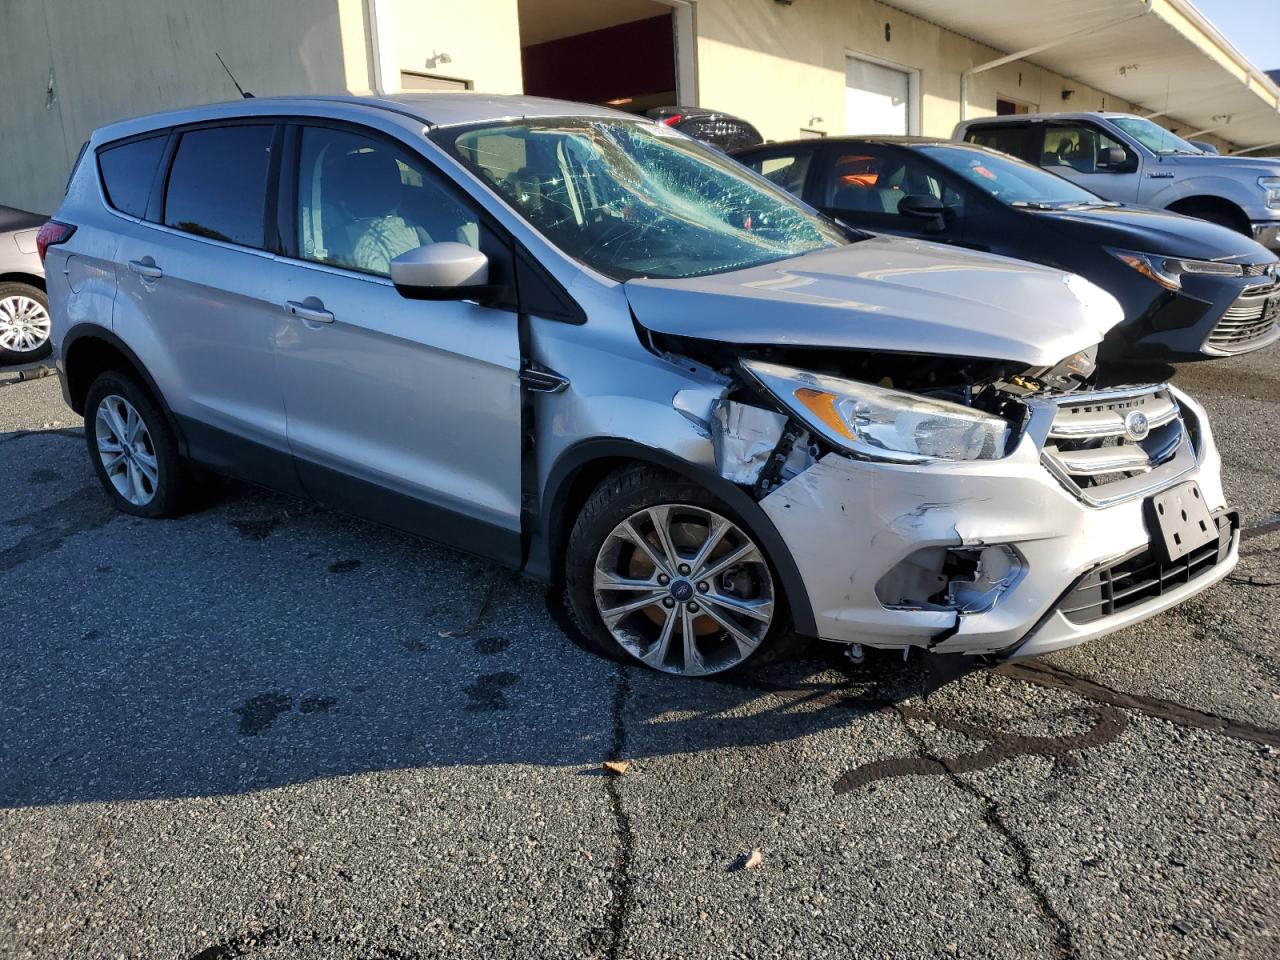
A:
42 94 1238 677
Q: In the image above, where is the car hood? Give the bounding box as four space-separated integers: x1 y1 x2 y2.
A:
624 235 1122 366
1164 154 1280 178
1031 205 1274 262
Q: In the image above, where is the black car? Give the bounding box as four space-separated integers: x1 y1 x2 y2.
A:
733 136 1279 361
647 106 763 153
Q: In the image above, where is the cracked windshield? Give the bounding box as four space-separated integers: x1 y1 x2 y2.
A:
439 118 848 280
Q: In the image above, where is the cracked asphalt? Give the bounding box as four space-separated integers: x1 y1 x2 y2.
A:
1 348 1277 960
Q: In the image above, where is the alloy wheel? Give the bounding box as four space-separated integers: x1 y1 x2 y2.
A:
593 503 775 676
0 295 51 354
95 394 160 506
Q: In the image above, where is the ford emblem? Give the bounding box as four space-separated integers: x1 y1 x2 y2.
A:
1125 410 1150 441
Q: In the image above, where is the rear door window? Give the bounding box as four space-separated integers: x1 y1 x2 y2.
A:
98 135 167 218
163 125 275 247
963 124 1036 163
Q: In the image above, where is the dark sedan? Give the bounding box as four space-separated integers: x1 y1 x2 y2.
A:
733 137 1279 361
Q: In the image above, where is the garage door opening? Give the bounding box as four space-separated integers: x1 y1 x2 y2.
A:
518 0 692 115
845 54 918 136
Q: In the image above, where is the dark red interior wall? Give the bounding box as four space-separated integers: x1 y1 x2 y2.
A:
521 15 675 103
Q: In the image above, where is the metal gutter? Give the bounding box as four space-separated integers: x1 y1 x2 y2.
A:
958 1 1154 121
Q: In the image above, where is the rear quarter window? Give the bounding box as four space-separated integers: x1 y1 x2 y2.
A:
163 124 275 248
97 134 167 218
963 124 1037 163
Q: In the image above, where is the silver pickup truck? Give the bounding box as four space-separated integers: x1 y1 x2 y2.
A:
953 112 1280 253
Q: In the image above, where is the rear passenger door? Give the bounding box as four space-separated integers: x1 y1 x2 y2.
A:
110 121 300 492
272 123 524 565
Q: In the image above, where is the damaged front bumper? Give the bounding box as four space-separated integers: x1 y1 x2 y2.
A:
751 386 1237 658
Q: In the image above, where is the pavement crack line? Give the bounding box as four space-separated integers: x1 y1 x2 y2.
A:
600 662 636 960
891 705 1079 960
997 661 1280 748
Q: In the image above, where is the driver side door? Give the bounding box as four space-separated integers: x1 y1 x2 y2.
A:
1038 121 1143 203
273 122 524 565
817 144 969 245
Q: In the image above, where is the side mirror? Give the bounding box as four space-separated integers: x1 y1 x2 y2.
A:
1189 140 1219 155
897 193 947 232
1098 146 1134 171
390 242 502 303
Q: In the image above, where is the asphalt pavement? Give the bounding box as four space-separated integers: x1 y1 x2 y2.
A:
0 351 1277 960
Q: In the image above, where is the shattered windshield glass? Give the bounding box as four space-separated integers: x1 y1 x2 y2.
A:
435 118 848 281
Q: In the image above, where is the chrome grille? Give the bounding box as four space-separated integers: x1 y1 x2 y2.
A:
1036 386 1196 507
1207 285 1279 353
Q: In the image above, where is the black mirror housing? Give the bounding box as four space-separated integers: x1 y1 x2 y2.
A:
898 194 947 232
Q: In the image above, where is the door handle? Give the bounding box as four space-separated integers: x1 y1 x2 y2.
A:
285 299 335 324
128 258 163 280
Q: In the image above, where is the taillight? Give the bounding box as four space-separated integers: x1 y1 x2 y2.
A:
662 114 683 126
36 220 76 263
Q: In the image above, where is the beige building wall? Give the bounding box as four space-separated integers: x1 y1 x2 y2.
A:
693 0 1237 153
383 0 523 94
0 0 525 214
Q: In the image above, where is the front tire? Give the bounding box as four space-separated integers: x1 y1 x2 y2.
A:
0 282 52 364
564 465 797 677
84 370 203 518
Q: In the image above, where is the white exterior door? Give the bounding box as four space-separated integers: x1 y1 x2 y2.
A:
845 57 911 135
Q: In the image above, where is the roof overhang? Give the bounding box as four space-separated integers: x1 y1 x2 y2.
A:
884 0 1280 153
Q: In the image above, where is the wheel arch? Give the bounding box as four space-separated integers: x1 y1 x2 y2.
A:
0 273 46 293
534 438 818 637
1165 195 1251 235
61 324 187 455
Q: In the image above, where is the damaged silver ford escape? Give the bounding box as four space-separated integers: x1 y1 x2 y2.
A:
43 94 1239 676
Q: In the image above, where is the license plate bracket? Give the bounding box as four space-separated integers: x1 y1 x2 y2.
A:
1145 481 1216 563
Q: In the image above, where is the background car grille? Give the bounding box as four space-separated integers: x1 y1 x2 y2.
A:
1059 512 1236 624
1206 283 1279 353
1040 387 1191 505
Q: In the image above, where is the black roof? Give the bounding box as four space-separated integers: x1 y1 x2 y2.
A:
733 134 986 153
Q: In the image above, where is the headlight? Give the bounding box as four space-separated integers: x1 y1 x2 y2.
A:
1108 248 1244 291
1260 176 1280 210
742 360 1011 463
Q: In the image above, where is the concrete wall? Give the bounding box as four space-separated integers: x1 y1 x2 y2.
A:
692 0 1237 153
0 0 373 214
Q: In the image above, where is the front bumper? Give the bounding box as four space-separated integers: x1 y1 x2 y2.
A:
760 388 1234 657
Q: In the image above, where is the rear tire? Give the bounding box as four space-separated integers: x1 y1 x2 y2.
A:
0 282 52 364
564 465 805 677
84 370 205 518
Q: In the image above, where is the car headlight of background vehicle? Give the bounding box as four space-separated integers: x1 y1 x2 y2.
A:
1108 248 1246 291
1260 176 1280 210
742 360 1010 463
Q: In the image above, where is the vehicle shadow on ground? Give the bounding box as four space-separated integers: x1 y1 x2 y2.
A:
0 427 939 810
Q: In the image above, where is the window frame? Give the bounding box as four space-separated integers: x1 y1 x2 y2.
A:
1041 120 1136 174
275 117 582 322
962 122 1039 164
94 129 173 221
736 144 824 204
815 142 973 236
154 119 283 251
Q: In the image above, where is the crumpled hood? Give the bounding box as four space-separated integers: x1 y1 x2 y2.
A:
625 234 1122 366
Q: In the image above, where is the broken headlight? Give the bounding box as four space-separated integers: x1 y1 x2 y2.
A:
742 360 1010 463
